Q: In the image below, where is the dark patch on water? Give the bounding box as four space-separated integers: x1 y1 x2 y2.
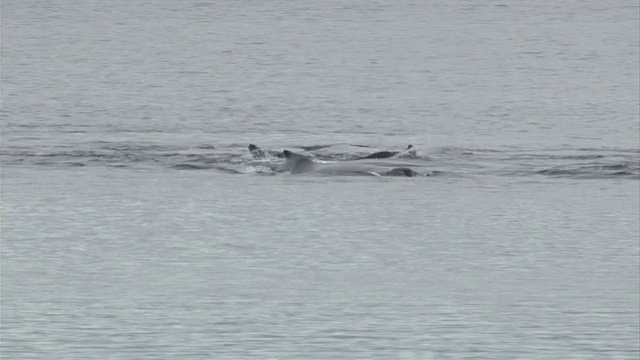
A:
172 164 208 170
298 144 341 151
195 144 216 150
601 164 628 170
536 163 639 179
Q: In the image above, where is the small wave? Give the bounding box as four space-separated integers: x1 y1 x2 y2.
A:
600 164 629 170
195 144 216 150
172 164 208 170
536 163 639 179
508 154 606 160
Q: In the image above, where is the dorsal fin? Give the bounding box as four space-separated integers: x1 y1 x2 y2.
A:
280 150 316 173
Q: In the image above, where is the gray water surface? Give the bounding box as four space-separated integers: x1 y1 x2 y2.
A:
2 0 639 359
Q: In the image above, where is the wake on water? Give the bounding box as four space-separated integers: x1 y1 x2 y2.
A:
1 142 638 180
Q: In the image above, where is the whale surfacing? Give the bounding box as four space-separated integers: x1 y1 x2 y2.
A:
282 150 317 173
356 145 414 160
249 144 285 159
282 150 417 177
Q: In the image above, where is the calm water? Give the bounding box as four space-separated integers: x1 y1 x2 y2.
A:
2 0 639 359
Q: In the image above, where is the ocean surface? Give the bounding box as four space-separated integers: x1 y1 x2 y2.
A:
2 0 639 359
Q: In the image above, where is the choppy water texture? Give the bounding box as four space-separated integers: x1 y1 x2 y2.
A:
2 0 639 359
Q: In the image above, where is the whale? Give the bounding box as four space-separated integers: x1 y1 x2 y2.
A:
280 150 417 176
249 144 415 161
248 144 285 159
356 145 414 160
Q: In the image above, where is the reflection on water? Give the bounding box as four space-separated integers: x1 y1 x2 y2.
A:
2 168 639 359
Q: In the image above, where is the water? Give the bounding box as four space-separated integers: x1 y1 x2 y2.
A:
2 0 639 359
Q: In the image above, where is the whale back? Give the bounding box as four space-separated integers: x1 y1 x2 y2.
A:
385 167 417 177
248 144 266 159
355 144 414 160
249 144 286 159
282 150 317 173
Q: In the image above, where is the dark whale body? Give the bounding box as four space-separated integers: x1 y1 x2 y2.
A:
356 145 414 160
281 150 417 177
248 144 285 159
249 144 414 161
